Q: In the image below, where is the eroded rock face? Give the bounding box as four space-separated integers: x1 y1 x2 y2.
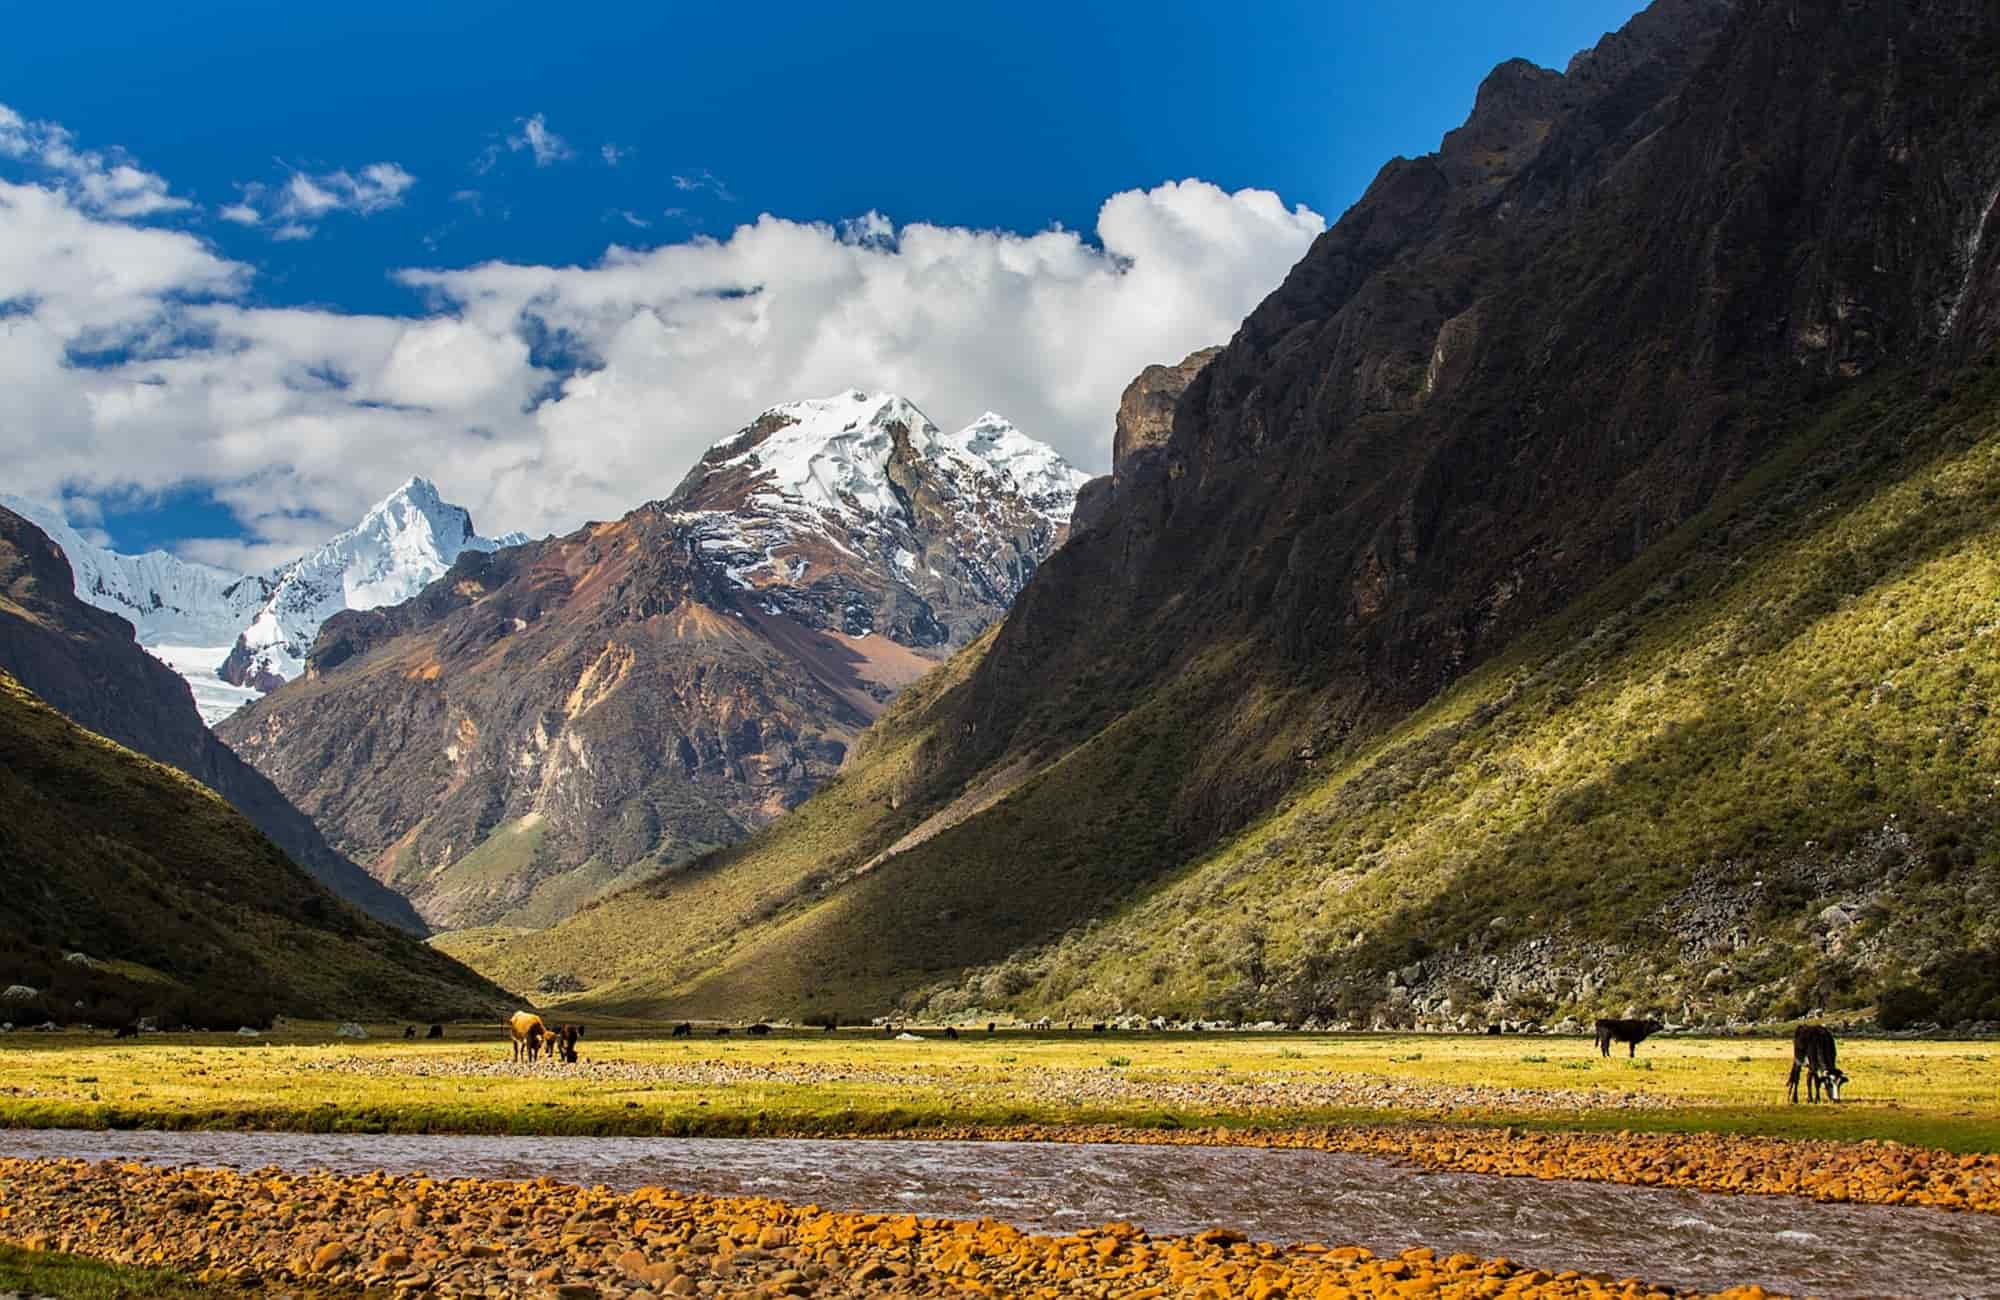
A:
220 394 1087 931
1112 347 1223 483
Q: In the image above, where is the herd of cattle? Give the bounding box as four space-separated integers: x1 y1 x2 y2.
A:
477 1011 1853 1102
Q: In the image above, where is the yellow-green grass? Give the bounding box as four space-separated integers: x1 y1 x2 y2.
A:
2 1025 1994 1151
0 1242 241 1299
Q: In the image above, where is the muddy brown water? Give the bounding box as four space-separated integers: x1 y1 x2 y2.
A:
1 1131 1995 1298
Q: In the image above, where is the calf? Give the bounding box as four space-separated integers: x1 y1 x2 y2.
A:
509 1011 549 1062
1595 1017 1664 1058
1788 1024 1848 1103
549 1023 583 1065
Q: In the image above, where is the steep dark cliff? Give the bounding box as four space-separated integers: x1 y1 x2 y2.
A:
450 1 2000 1027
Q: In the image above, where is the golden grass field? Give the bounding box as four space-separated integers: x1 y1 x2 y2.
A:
0 1023 1994 1151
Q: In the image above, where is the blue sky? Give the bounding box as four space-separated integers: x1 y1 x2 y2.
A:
2 1 1646 563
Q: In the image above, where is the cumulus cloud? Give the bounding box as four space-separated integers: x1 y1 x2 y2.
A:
224 161 416 239
509 113 572 166
0 101 193 218
3 115 1323 564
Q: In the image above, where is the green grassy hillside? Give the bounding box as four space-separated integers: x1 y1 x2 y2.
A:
0 672 510 1027
453 364 2000 1030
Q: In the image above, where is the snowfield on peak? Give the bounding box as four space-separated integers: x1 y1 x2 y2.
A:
0 481 528 723
223 477 529 691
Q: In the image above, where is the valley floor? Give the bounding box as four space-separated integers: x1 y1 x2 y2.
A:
0 1024 1994 1157
2 1028 1997 1296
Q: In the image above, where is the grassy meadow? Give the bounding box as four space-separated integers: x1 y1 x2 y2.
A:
0 1023 1994 1152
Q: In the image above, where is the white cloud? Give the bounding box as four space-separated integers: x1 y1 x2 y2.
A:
2 114 1323 563
671 169 734 201
601 143 632 167
225 161 416 239
509 113 572 166
0 101 193 219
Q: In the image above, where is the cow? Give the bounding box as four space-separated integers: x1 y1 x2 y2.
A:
404 1025 417 1039
548 1023 583 1064
987 1022 997 1036
944 1026 959 1040
823 1015 838 1033
427 1024 444 1039
715 1025 732 1036
747 1023 772 1036
1595 1017 1664 1058
509 1011 549 1062
114 1023 138 1039
1091 1023 1107 1034
672 1021 692 1038
1788 1024 1848 1103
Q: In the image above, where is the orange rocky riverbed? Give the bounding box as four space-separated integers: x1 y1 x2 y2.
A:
884 1124 2000 1216
0 1156 1775 1299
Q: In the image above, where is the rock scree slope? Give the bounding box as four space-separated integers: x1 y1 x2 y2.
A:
451 0 2000 1026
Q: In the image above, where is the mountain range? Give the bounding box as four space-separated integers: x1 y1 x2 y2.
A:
0 505 429 933
11 0 2000 1035
218 394 1090 931
0 479 526 725
437 0 2000 1033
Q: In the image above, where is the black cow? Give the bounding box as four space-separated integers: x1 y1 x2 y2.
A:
114 1024 138 1039
747 1023 772 1036
944 1026 959 1040
1595 1018 1664 1057
987 1022 996 1036
427 1024 444 1039
1788 1024 1848 1103
404 1025 417 1039
1091 1022 1107 1034
672 1022 692 1038
549 1023 583 1064
824 1015 838 1033
715 1025 732 1036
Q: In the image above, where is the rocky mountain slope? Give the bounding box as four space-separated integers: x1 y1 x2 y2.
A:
221 394 1088 931
0 507 426 933
0 670 507 1026
447 0 2000 1030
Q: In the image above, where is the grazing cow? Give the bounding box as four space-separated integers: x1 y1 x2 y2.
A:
427 1024 444 1039
747 1023 772 1036
404 1025 417 1039
1091 1022 1107 1034
672 1021 692 1038
1485 1024 1502 1036
1595 1017 1664 1058
114 1023 137 1039
509 1011 549 1062
548 1023 583 1064
715 1025 732 1037
1788 1024 1848 1103
944 1026 959 1040
987 1022 997 1036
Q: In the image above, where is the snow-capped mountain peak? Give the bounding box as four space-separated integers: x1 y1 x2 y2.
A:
222 477 529 691
0 492 274 647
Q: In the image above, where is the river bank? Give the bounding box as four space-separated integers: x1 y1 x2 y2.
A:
0 1155 1811 1299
